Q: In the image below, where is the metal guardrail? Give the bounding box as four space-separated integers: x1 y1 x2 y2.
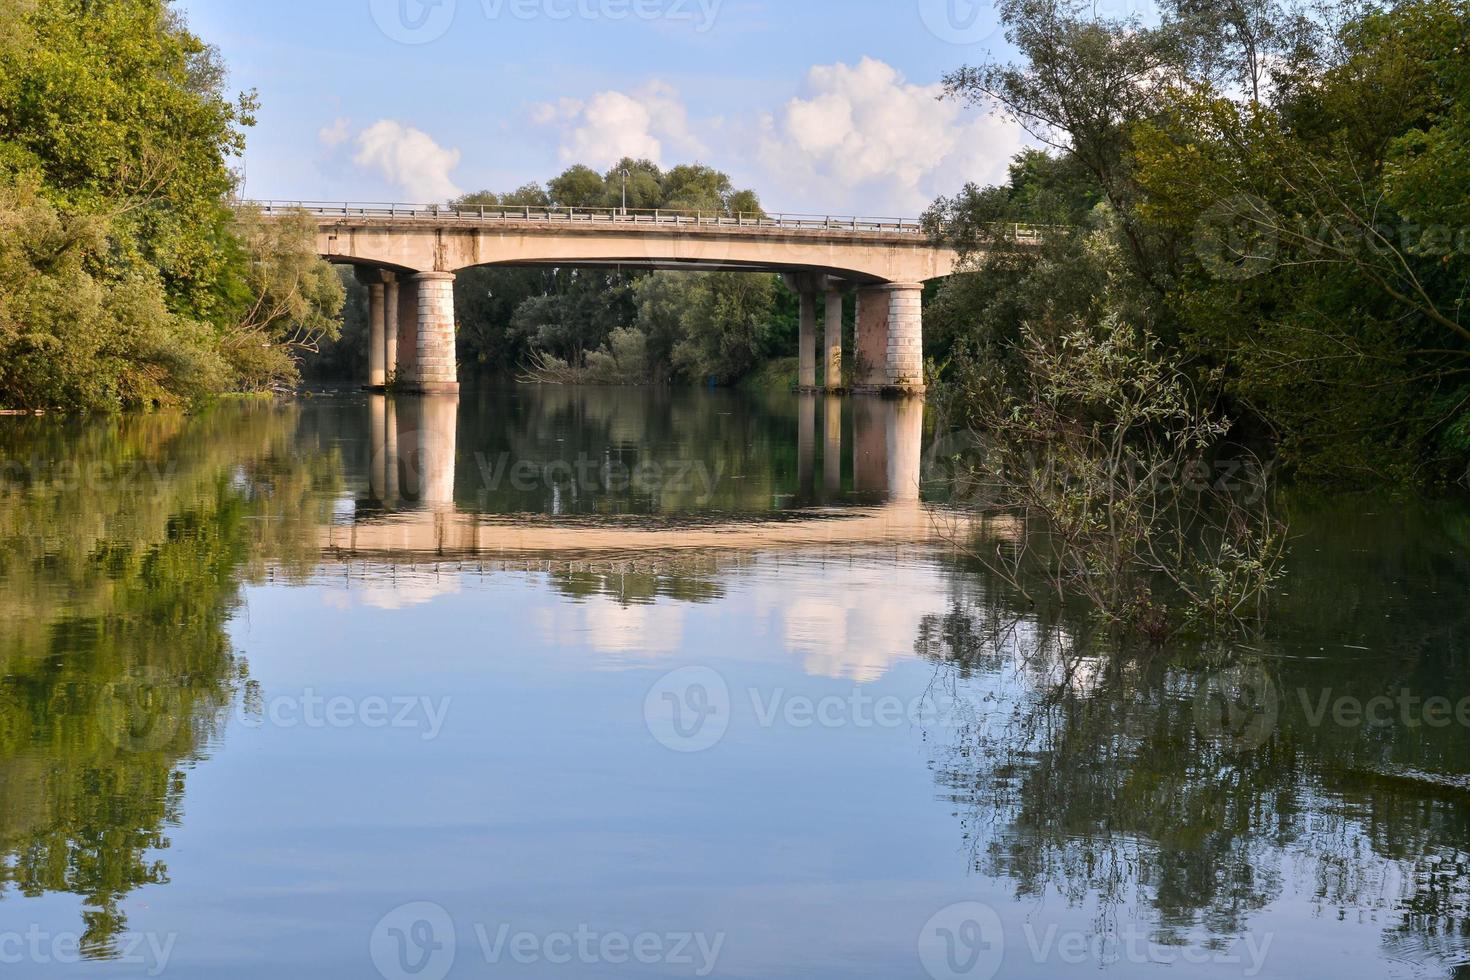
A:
245 200 927 234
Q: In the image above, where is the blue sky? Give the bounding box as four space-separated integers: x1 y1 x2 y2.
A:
179 0 1039 215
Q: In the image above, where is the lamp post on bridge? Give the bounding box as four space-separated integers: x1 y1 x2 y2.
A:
620 169 630 215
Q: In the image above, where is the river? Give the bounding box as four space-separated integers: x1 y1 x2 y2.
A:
0 385 1466 978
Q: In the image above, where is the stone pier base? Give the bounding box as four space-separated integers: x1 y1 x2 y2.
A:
854 283 925 395
401 272 459 394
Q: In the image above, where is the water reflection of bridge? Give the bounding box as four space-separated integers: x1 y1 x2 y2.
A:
324 392 967 566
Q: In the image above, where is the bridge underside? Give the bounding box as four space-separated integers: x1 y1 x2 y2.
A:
321 218 957 396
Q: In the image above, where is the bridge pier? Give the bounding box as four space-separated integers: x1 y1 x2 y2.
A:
855 283 925 394
824 285 845 392
355 269 390 390
383 274 400 386
798 291 817 389
400 272 459 395
395 275 419 382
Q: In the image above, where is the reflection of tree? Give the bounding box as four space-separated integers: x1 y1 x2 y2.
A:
548 567 725 606
0 404 337 956
920 501 1470 964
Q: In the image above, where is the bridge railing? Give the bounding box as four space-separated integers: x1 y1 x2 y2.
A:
245 200 929 234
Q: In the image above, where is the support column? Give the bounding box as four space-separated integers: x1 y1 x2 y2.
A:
396 276 419 381
824 286 845 392
855 286 891 390
356 269 388 390
798 291 818 390
403 272 459 395
382 274 400 386
885 283 925 393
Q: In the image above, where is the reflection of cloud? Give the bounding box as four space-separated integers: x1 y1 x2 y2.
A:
755 556 947 683
321 573 462 611
534 597 686 666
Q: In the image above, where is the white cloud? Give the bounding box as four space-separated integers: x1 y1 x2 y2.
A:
318 117 352 149
528 60 1024 216
754 58 1026 215
353 120 463 203
531 81 707 169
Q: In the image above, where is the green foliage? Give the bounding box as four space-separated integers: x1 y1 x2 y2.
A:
635 272 781 384
933 0 1470 483
0 0 343 410
0 178 229 409
951 319 1286 636
547 164 607 208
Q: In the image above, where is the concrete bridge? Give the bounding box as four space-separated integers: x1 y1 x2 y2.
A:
255 202 984 395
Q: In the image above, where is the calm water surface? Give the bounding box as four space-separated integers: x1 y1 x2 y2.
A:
0 385 1467 979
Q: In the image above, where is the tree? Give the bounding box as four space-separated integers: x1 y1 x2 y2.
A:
547 165 607 208
635 272 780 383
603 158 663 210
0 0 342 408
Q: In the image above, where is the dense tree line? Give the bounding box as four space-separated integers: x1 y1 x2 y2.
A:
0 0 343 411
926 0 1470 483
